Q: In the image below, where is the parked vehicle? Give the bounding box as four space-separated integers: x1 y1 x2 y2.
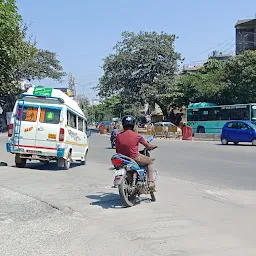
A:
111 135 158 207
221 120 256 145
6 86 90 169
98 121 112 131
154 122 182 133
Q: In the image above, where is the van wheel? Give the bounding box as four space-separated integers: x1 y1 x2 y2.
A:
15 155 26 168
252 139 256 146
64 152 71 170
81 150 88 165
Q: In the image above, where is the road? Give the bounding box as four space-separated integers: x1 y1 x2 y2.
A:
1 133 256 255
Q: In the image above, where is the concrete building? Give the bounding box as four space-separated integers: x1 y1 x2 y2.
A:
235 19 256 54
208 50 232 61
181 64 202 74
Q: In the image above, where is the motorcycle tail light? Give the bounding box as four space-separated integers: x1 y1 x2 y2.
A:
112 158 124 167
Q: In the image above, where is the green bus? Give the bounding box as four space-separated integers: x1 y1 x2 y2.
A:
186 102 256 134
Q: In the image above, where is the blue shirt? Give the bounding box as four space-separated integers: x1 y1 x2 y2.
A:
111 129 120 136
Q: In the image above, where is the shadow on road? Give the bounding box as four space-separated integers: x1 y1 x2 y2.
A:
105 147 115 150
215 143 254 147
12 161 82 171
86 192 153 209
86 192 123 209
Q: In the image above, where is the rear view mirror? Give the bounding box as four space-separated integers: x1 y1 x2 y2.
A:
147 135 154 142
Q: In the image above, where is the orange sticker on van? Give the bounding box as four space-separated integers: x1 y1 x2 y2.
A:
24 127 33 132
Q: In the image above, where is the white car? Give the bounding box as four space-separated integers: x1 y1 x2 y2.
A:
154 122 182 134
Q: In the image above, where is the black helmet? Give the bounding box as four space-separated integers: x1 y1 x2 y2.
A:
122 115 136 129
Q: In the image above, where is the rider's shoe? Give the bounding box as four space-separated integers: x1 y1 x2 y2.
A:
148 181 156 192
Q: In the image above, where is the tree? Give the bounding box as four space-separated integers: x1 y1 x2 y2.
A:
76 94 90 113
0 0 36 111
0 0 66 112
220 50 256 104
86 96 125 124
0 0 33 93
176 52 256 107
18 49 66 82
175 59 226 107
98 31 182 119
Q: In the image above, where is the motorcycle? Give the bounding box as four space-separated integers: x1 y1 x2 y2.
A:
110 136 116 149
111 135 158 207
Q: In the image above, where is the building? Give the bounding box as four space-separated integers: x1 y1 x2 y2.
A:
235 19 256 55
208 50 232 61
181 64 202 74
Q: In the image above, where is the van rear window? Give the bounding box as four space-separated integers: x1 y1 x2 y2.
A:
21 106 38 122
40 108 60 124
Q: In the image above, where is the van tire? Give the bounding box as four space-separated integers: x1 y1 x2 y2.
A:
64 151 71 170
252 139 256 146
15 155 26 168
81 150 88 165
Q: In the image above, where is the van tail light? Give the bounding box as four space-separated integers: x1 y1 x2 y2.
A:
8 124 14 137
59 128 65 142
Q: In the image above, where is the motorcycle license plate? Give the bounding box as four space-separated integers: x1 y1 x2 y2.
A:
114 169 126 176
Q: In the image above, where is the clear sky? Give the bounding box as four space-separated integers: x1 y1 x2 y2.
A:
17 0 255 100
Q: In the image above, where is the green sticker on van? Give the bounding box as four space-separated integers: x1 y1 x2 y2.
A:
33 87 53 97
46 112 55 121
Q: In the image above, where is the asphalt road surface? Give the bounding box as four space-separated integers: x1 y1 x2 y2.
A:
1 133 256 256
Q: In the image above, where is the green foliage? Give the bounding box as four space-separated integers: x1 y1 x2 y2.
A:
18 49 66 81
87 96 124 123
0 0 32 94
176 51 256 107
0 0 65 111
76 95 90 113
176 59 225 106
98 31 182 117
220 51 256 104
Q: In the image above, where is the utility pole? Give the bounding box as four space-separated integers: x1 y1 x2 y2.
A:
68 73 76 98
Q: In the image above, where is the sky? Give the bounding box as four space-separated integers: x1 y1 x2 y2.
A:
16 0 255 100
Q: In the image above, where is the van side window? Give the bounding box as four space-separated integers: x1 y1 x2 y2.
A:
40 108 60 124
78 116 84 132
21 106 38 122
67 111 77 129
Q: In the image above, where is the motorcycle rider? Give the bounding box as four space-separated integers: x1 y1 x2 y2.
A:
116 115 157 191
110 125 120 143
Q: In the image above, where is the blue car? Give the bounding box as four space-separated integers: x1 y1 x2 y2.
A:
221 121 256 145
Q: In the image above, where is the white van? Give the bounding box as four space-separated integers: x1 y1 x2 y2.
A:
6 86 90 169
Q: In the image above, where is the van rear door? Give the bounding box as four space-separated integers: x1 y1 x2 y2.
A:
16 104 39 148
35 106 62 151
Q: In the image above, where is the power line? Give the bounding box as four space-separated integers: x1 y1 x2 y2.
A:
222 43 235 54
185 37 234 63
219 38 235 52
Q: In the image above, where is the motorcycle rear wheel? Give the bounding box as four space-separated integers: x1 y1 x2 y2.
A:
119 177 136 207
150 192 156 202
